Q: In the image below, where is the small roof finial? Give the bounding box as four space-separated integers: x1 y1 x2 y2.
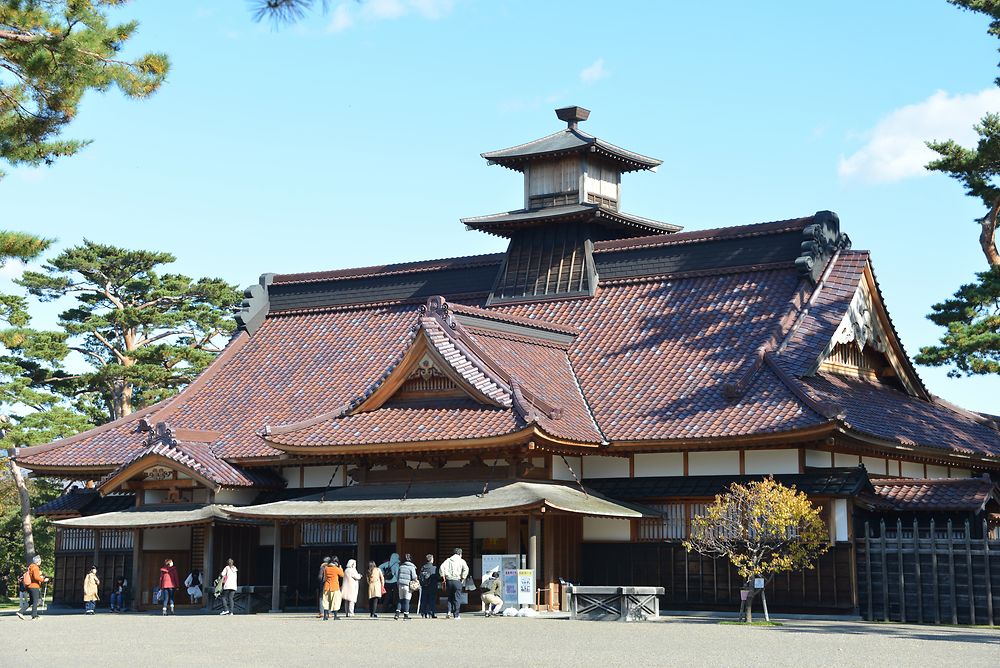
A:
555 105 590 130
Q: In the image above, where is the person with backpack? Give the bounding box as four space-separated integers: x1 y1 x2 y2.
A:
83 566 100 614
378 552 400 613
16 554 48 620
366 561 384 618
393 554 418 620
184 569 203 605
320 556 344 621
110 576 127 612
159 558 179 615
418 554 439 618
219 559 238 615
481 567 504 617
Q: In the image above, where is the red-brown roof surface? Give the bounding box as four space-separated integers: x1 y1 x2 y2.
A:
869 476 998 512
17 218 1000 472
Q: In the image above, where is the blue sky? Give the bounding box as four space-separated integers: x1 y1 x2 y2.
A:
5 0 1000 413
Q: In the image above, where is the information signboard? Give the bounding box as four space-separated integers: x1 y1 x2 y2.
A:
517 569 534 605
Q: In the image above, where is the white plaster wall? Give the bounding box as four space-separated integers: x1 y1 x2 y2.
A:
834 499 849 542
302 466 346 487
144 490 167 504
888 460 902 476
744 449 798 475
532 457 546 468
834 453 860 468
688 451 739 476
552 456 582 482
143 526 191 550
473 521 506 539
901 462 924 478
191 489 210 504
214 489 258 506
442 460 469 469
950 468 972 478
405 518 436 540
259 526 275 546
804 450 833 468
582 456 629 479
861 457 887 476
634 453 683 477
582 518 631 542
926 464 949 479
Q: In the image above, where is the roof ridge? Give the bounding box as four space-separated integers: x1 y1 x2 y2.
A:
448 302 579 336
271 252 505 285
593 215 814 253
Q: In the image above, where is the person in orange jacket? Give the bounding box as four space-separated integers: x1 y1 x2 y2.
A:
16 555 48 620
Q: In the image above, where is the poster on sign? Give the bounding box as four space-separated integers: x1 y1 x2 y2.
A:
516 569 534 605
482 554 519 603
503 569 518 600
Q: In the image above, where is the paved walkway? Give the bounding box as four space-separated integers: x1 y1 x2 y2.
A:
0 611 996 667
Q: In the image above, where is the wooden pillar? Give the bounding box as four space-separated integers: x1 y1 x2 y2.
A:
93 529 101 568
131 528 142 610
506 517 520 557
527 515 539 573
270 521 281 613
395 518 405 558
357 519 369 566
203 523 214 609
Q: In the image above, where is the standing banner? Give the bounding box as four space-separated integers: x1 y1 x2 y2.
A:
516 569 534 606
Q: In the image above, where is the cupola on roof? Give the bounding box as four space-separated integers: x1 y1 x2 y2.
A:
482 106 663 173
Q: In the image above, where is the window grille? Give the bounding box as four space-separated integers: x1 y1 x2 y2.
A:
638 503 686 541
301 522 357 545
58 528 94 552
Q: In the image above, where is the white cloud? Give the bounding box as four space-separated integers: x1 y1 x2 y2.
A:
327 0 455 33
839 88 1000 183
580 58 609 84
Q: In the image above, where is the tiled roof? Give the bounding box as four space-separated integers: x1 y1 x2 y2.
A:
461 204 680 236
780 250 868 376
585 467 873 500
265 297 604 447
868 476 998 512
799 373 1000 457
97 435 284 490
36 490 135 517
16 214 1000 473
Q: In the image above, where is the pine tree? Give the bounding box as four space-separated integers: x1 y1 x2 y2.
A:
0 231 88 569
17 241 241 421
0 1 169 178
917 1 1000 376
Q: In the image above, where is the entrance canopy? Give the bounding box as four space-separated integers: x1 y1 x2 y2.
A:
52 503 233 530
226 480 659 521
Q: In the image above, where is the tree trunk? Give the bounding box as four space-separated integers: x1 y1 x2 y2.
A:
745 590 755 623
981 199 1000 268
112 379 134 420
6 453 36 565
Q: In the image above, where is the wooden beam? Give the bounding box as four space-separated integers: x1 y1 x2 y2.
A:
124 479 198 490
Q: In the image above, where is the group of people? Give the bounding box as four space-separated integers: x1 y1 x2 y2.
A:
315 547 476 620
13 548 504 619
157 558 238 615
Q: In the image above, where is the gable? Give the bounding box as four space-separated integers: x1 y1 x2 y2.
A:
811 265 924 397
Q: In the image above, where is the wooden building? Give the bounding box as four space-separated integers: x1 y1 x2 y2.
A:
22 107 1000 617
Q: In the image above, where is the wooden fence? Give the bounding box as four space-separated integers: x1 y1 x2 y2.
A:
856 519 998 625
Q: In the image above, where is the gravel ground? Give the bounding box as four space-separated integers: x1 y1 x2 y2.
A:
0 610 997 667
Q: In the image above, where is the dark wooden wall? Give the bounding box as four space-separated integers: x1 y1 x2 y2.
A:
857 519 999 625
581 542 855 614
53 552 131 607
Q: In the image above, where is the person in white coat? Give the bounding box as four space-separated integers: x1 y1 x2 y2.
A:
220 559 238 615
341 559 362 617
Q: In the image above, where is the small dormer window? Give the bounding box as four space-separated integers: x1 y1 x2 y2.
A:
526 157 580 209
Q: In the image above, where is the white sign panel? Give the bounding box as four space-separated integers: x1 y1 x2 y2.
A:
516 569 534 605
483 554 519 604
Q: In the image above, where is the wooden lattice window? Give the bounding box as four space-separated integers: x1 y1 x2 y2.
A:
301 521 357 545
58 528 94 552
638 503 686 541
100 530 133 550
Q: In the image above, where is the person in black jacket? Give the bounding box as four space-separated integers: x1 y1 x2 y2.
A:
417 554 440 618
